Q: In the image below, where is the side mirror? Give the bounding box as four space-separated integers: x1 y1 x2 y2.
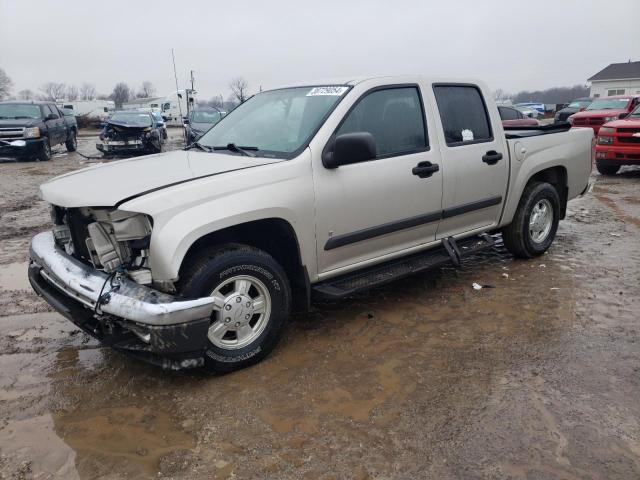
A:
45 113 58 120
183 118 190 124
579 107 586 112
323 132 376 169
619 112 629 119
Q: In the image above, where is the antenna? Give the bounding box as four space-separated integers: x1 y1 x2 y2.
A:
171 48 187 144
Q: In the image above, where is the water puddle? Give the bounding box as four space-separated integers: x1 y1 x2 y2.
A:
0 261 30 290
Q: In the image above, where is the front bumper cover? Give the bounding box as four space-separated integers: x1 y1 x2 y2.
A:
28 232 218 369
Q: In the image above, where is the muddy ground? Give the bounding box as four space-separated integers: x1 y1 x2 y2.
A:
0 130 639 479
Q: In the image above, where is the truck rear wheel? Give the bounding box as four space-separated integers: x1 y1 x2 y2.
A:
179 244 291 374
596 162 620 176
502 181 560 259
65 130 77 152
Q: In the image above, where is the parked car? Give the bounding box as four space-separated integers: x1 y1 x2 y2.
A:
569 95 640 134
28 76 592 373
184 108 224 144
515 105 539 119
96 111 165 156
516 102 545 114
151 111 168 140
498 105 539 127
0 101 77 161
594 104 640 175
554 97 592 123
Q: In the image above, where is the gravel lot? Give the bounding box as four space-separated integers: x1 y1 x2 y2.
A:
1 129 639 479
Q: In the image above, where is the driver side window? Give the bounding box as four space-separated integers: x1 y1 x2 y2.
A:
336 87 428 158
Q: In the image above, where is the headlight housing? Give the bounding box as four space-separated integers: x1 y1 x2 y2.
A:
597 136 613 145
23 127 41 138
603 116 617 123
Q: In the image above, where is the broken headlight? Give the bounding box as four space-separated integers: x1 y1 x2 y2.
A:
85 210 153 279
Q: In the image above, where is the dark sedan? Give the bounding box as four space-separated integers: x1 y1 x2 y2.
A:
184 108 224 144
554 97 592 123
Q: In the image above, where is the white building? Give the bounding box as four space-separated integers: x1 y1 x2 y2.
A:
588 61 640 98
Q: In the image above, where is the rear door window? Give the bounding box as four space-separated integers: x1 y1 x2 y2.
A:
433 85 493 146
336 86 428 158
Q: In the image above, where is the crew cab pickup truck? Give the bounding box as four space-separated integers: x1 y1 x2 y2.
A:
0 101 77 161
594 104 640 175
569 95 640 134
28 76 593 372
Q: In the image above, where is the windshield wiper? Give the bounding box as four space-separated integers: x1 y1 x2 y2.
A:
185 141 212 152
213 143 258 157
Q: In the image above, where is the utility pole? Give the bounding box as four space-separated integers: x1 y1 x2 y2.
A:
187 70 195 118
171 48 187 144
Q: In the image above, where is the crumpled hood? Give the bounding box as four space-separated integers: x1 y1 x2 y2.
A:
40 150 283 208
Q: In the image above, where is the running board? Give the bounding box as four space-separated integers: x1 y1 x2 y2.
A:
312 234 495 300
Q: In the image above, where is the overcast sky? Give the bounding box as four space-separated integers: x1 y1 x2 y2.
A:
1 0 638 101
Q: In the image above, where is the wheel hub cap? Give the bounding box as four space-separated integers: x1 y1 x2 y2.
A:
207 275 271 350
529 199 553 244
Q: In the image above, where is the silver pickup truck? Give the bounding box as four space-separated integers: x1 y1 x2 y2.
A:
28 76 593 372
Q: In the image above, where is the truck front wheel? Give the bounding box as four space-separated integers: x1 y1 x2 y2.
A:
179 244 291 374
37 138 52 161
596 162 620 176
65 130 77 152
502 181 560 259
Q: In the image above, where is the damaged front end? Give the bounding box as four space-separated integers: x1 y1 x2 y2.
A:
96 121 162 156
28 205 218 370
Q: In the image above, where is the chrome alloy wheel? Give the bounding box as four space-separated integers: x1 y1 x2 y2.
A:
208 275 272 350
529 199 553 244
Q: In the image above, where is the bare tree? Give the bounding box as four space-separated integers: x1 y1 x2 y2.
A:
493 88 511 101
39 82 67 101
208 96 224 108
80 83 97 101
18 89 34 100
229 77 249 104
137 81 156 98
0 68 13 100
66 85 79 101
110 82 131 108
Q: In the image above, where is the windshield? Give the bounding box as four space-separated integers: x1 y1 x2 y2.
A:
198 85 350 158
0 104 41 119
108 112 152 127
586 98 629 110
191 110 222 124
568 101 589 108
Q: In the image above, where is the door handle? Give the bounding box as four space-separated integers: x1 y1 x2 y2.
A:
482 151 503 165
412 161 439 178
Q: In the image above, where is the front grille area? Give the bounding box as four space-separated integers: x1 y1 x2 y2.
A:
618 128 640 134
618 136 640 144
65 209 93 264
590 118 605 125
0 127 25 140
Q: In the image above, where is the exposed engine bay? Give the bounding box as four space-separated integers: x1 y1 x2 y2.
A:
96 116 164 157
50 205 154 285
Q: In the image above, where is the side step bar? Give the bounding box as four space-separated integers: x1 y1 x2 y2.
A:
312 234 495 300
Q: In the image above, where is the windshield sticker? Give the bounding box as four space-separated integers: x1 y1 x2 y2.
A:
307 86 349 97
462 129 474 141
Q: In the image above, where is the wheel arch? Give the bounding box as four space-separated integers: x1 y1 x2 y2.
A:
525 165 568 219
178 218 310 311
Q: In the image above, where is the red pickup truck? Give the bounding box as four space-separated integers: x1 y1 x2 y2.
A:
570 95 640 134
594 105 640 175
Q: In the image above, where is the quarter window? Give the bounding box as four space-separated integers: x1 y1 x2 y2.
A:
336 87 427 157
433 85 492 146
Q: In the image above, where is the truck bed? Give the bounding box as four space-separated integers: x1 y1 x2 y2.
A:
504 122 572 139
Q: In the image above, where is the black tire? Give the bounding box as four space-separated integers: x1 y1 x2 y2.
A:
596 162 620 176
65 130 77 152
502 181 560 259
37 137 52 161
179 244 291 374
